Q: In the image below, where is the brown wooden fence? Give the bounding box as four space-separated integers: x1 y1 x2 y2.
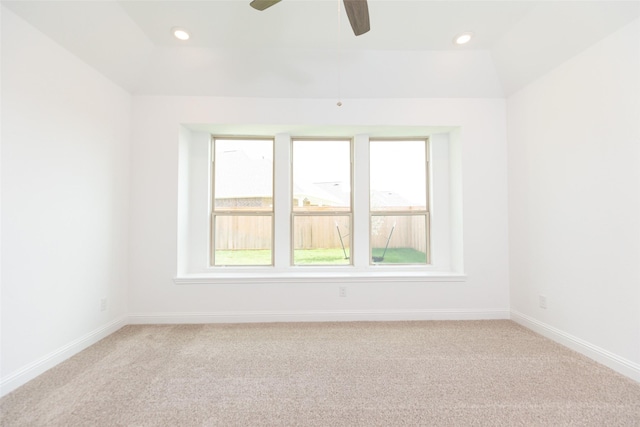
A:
214 215 427 253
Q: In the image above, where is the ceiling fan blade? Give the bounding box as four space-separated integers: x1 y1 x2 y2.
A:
250 0 282 11
343 0 370 36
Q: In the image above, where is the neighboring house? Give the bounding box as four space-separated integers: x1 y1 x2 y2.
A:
214 150 274 208
215 151 413 210
215 150 349 209
293 181 346 208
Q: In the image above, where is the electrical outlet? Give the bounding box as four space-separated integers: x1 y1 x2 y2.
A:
100 298 108 312
539 295 547 309
339 286 347 297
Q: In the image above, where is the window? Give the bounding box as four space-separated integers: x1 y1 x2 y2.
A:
197 132 442 274
292 139 352 265
210 138 274 266
369 139 430 264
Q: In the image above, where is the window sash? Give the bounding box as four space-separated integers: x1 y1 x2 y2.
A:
369 138 430 265
291 138 353 266
291 212 353 266
369 138 430 212
212 137 274 213
369 212 430 265
210 213 274 266
210 137 275 266
291 138 353 212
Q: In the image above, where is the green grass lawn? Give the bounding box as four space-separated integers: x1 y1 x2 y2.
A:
294 248 350 265
214 247 426 265
371 247 427 264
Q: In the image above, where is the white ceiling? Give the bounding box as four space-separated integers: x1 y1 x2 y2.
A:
4 0 639 98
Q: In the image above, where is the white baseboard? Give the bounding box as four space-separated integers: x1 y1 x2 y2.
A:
0 316 128 398
128 309 510 324
511 310 640 383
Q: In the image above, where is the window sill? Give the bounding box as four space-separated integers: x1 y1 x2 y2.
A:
174 271 467 285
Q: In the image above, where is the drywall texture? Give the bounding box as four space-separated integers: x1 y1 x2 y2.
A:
128 97 510 320
508 19 640 365
1 9 131 392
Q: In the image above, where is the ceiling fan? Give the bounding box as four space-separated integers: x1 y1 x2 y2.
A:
250 0 370 36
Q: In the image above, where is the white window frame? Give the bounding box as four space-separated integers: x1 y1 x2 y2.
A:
368 138 431 266
290 137 354 266
209 136 275 267
176 127 464 283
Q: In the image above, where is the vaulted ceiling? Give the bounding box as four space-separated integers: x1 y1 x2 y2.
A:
4 0 639 98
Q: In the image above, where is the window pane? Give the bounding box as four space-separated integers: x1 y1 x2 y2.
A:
370 140 427 211
292 140 351 212
214 139 273 212
371 215 428 264
293 215 350 265
213 215 272 266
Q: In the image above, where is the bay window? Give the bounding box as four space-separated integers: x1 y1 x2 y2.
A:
176 127 460 281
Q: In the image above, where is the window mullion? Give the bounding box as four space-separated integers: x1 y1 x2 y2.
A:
273 133 291 269
353 134 370 268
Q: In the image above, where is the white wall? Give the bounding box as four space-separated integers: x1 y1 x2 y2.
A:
1 8 131 395
508 18 640 378
128 97 510 322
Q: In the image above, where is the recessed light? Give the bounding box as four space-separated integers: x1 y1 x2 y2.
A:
172 27 190 41
454 32 473 45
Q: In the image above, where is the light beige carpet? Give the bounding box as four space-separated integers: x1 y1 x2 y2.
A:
2 320 639 426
